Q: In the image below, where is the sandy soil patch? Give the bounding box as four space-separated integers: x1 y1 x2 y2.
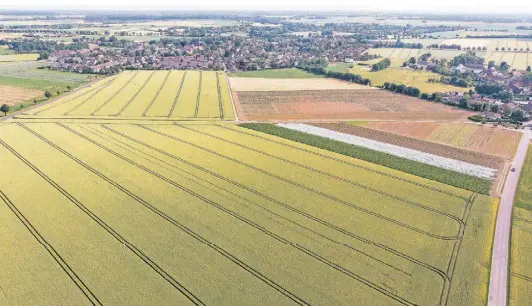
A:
229 77 373 91
0 85 43 106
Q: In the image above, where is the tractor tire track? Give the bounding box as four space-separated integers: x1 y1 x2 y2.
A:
142 70 171 116
81 124 413 277
115 71 156 116
167 71 187 118
1 129 205 306
56 123 418 306
99 123 452 301
178 124 466 225
64 76 119 116
140 124 459 241
226 124 466 200
193 71 202 117
43 123 309 306
91 71 139 116
0 190 102 306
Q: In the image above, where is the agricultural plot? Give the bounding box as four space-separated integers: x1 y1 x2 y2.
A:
510 145 532 305
229 77 371 91
0 84 43 106
367 47 532 70
0 61 90 84
347 66 466 93
0 121 496 305
277 123 497 179
312 123 504 169
28 70 235 120
233 89 472 121
0 53 39 62
362 122 521 159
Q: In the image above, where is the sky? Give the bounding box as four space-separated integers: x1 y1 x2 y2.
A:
0 0 531 14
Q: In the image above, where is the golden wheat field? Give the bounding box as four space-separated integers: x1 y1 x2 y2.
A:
26 70 235 120
0 119 497 305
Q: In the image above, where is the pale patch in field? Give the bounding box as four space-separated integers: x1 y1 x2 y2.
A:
278 123 497 179
229 77 373 91
0 84 43 106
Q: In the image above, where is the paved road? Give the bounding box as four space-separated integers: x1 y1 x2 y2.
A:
488 129 531 306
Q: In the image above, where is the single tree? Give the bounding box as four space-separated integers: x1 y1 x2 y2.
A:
488 60 496 68
1 104 9 116
66 85 72 91
527 66 531 72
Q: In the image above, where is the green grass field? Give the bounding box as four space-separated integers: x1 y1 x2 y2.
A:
229 68 325 78
510 145 532 306
29 70 235 120
326 62 353 73
0 121 496 305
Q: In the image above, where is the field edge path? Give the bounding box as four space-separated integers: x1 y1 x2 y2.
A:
488 129 531 306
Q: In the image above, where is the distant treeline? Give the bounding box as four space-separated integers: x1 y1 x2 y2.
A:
300 66 372 86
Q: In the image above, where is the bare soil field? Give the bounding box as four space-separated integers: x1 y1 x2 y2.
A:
0 84 43 106
364 122 522 159
233 89 472 121
229 77 372 91
312 122 505 169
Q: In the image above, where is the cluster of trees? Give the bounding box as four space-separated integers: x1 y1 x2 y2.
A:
475 82 514 102
450 52 484 66
428 76 470 87
7 39 88 53
372 41 423 49
382 82 421 97
300 66 372 86
426 44 463 50
371 58 391 71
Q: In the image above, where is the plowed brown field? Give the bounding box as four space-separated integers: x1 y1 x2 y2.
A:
364 122 522 159
234 90 472 121
312 122 504 169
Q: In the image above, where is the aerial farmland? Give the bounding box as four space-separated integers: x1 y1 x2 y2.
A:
0 7 531 306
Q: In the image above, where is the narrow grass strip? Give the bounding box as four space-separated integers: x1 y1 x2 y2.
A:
239 123 492 194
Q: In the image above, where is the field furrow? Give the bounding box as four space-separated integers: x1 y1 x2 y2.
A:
145 70 186 117
170 70 201 118
93 71 155 116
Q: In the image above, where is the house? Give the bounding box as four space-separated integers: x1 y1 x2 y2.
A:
464 63 485 74
479 111 501 120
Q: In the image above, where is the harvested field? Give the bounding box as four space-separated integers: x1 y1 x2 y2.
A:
0 84 43 106
229 77 371 91
234 89 472 121
313 123 505 169
364 122 521 159
0 121 497 305
278 123 497 179
29 70 235 120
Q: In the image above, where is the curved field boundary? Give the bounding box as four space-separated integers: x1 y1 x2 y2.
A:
91 71 139 116
142 71 171 117
216 72 224 120
64 78 118 116
81 125 416 278
167 71 187 118
0 190 102 306
177 124 465 224
63 123 420 306
115 71 156 116
226 124 467 199
97 123 456 306
1 129 205 306
140 124 459 240
193 71 203 118
50 123 310 306
238 123 491 195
